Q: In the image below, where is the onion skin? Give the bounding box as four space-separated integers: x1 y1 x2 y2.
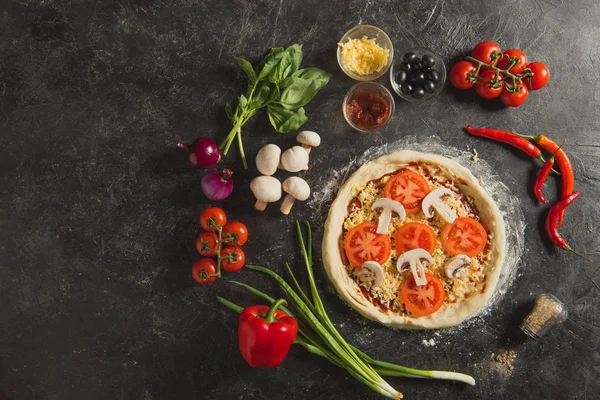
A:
178 137 221 169
201 169 234 200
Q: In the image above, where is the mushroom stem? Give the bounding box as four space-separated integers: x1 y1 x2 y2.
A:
376 208 392 234
434 203 457 224
255 200 267 211
280 194 296 215
301 144 312 155
410 260 428 286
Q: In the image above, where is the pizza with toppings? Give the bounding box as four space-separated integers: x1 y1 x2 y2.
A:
322 150 506 329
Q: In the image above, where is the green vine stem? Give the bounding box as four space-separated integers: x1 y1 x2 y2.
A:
465 56 532 93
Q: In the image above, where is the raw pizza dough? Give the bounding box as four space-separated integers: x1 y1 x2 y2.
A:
322 150 506 329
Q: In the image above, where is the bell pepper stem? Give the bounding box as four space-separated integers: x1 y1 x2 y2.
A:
263 298 288 323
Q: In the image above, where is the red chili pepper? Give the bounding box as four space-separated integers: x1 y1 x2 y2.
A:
545 191 590 260
533 141 565 204
465 125 544 160
238 299 298 368
533 135 574 227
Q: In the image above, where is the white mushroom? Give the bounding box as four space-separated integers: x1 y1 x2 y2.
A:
249 176 282 211
280 177 310 215
372 198 406 234
355 261 384 287
396 249 433 286
296 131 321 155
255 144 281 176
421 187 457 224
445 255 472 278
279 146 309 172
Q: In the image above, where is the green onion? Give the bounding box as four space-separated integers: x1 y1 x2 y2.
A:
217 221 476 398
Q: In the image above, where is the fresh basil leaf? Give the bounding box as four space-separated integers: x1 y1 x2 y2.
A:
286 44 303 75
239 94 248 108
256 48 286 81
268 84 281 102
279 76 295 89
267 105 308 133
292 67 332 90
225 103 234 121
280 74 333 110
250 82 271 108
235 57 256 83
255 47 283 76
268 51 293 84
279 78 314 110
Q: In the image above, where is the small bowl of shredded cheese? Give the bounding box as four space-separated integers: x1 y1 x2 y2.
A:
337 25 393 81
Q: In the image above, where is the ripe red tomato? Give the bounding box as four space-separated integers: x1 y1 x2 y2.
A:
497 49 528 75
400 272 446 316
222 221 248 247
220 247 246 272
524 62 550 90
191 258 218 284
200 207 227 232
441 217 488 257
383 170 431 214
471 41 502 65
474 70 504 99
450 61 477 90
500 82 529 107
394 222 437 255
343 222 391 268
196 232 218 256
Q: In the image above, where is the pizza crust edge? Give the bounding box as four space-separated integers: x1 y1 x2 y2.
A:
322 150 506 329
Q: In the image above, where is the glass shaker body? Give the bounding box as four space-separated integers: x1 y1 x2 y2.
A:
520 293 568 340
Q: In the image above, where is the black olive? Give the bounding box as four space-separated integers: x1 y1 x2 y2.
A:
403 52 418 63
400 83 413 95
424 80 436 93
412 87 425 99
426 70 439 83
399 62 412 74
395 70 408 84
411 72 425 84
411 59 422 72
422 54 435 68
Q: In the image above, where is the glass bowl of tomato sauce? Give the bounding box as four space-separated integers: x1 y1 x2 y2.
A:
343 82 395 132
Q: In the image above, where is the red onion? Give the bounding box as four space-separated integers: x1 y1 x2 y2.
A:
177 137 221 169
201 169 234 200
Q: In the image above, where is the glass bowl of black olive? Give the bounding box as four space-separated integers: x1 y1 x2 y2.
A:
390 48 446 101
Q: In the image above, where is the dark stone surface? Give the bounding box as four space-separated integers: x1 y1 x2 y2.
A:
1 1 599 399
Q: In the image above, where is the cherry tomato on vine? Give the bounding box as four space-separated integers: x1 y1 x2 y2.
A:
220 247 246 272
471 41 502 66
450 61 477 90
191 258 218 284
200 207 227 232
222 222 248 247
474 70 504 99
196 232 218 256
500 82 529 107
497 49 528 75
524 62 550 90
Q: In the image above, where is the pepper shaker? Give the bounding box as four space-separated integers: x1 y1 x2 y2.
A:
520 293 568 340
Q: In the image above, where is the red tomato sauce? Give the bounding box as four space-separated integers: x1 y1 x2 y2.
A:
349 91 389 128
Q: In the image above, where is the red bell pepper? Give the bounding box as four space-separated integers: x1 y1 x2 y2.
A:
238 299 298 368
